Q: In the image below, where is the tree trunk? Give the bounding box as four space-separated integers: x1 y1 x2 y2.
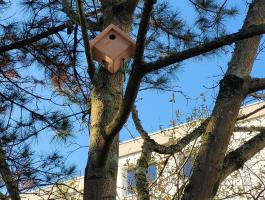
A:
83 2 134 199
182 1 265 199
84 68 124 200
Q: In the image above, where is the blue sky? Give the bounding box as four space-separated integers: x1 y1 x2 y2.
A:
64 0 265 174
3 0 265 176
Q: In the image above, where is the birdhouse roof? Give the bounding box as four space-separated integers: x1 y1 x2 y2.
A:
90 24 135 47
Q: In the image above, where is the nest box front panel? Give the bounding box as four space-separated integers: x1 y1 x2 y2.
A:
95 30 130 60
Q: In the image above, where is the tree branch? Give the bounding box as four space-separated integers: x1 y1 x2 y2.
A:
131 105 150 139
76 0 95 80
135 140 152 200
134 0 156 66
102 6 265 168
132 105 208 199
104 68 144 143
0 22 72 53
149 119 209 155
250 93 265 99
61 0 102 31
248 77 265 93
61 0 80 24
141 24 265 73
128 0 140 13
105 0 157 143
237 104 265 121
132 105 209 155
220 129 265 183
234 126 265 132
105 25 265 147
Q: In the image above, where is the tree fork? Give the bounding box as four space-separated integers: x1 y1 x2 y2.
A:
182 75 249 200
182 0 265 199
83 1 135 199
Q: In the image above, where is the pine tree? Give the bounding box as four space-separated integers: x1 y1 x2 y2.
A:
1 1 265 200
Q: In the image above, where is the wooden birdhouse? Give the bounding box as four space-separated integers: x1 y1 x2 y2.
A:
90 24 136 73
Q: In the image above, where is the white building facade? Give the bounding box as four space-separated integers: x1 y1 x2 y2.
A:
21 102 265 200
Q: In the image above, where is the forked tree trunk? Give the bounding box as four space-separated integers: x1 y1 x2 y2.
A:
83 3 134 199
182 0 265 199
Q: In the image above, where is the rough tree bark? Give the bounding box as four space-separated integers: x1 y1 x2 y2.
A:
83 1 136 199
182 0 265 199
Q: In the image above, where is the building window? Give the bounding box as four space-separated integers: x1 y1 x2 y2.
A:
126 164 157 196
183 156 193 177
147 164 157 182
127 169 136 194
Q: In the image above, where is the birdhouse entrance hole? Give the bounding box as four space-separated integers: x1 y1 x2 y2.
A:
109 34 116 40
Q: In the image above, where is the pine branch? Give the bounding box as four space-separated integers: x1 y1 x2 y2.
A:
0 142 21 200
134 0 156 66
61 0 80 25
0 22 72 53
141 24 265 73
76 0 95 80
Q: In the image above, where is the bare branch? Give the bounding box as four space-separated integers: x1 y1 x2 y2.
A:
131 106 208 199
0 22 72 53
141 24 265 73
